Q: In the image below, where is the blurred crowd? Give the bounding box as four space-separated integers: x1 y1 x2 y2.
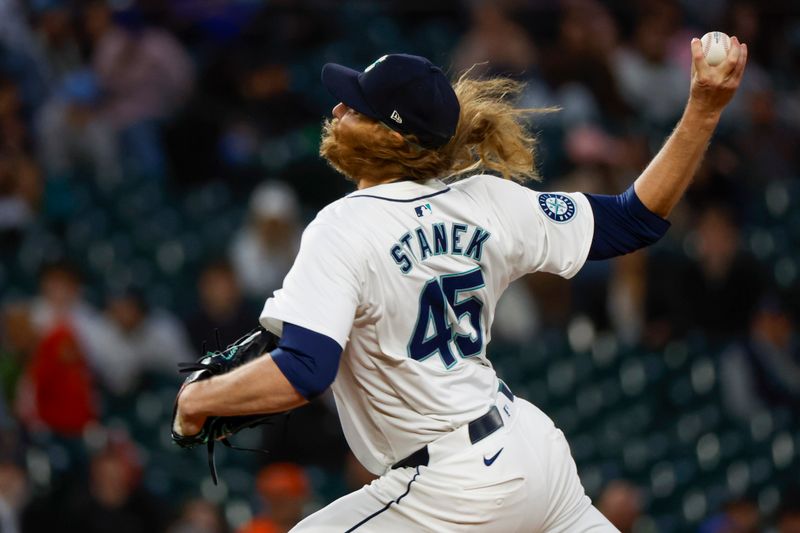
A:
0 0 799 532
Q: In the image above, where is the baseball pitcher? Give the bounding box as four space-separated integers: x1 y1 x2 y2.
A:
173 37 748 532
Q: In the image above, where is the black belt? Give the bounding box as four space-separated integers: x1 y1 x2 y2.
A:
392 382 514 470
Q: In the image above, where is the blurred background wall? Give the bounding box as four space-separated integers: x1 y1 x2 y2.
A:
0 0 799 532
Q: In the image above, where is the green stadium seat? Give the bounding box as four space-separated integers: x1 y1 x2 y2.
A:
571 432 598 463
521 379 549 409
590 334 621 370
547 359 577 398
681 489 709 524
650 461 677 499
770 431 795 470
575 384 605 419
725 459 751 497
758 485 782 516
749 456 774 487
578 463 604 496
622 438 650 473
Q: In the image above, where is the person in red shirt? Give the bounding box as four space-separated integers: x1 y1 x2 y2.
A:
23 323 96 435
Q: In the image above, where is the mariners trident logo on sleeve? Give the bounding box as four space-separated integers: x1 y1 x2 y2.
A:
538 193 576 223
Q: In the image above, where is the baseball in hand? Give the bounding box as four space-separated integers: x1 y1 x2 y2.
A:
700 31 731 66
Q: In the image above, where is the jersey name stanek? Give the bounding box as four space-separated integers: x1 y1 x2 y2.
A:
389 221 491 274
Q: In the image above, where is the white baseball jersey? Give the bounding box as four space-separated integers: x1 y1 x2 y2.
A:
260 175 593 475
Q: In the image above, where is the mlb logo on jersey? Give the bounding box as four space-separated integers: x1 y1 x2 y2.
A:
415 203 433 217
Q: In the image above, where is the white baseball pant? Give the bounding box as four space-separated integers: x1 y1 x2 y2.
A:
290 393 618 532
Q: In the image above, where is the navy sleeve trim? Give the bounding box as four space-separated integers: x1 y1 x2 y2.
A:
270 322 342 399
585 185 671 260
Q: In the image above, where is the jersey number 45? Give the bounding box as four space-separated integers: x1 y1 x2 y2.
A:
407 267 486 369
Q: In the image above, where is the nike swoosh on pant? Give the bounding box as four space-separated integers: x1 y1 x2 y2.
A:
483 448 503 466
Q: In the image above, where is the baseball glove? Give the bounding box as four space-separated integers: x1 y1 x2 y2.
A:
171 326 286 484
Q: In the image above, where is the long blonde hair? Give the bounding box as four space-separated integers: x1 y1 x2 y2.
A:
320 74 552 183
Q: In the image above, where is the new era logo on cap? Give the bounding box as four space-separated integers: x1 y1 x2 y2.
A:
321 54 460 149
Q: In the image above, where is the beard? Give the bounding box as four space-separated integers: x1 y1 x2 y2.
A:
319 118 363 183
319 117 412 183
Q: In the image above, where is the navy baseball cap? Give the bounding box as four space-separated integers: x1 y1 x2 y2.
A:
321 54 460 149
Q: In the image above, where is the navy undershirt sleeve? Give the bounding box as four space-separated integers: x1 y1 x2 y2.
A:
270 322 343 399
585 185 671 260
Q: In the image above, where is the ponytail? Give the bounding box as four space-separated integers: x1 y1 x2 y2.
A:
444 75 552 182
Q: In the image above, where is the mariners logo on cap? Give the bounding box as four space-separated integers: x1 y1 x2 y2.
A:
538 193 576 223
365 55 388 72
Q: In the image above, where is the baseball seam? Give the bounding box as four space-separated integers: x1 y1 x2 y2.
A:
702 32 730 60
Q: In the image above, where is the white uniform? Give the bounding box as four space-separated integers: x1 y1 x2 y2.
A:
261 175 617 532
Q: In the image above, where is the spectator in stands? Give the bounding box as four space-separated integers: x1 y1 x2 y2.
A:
89 290 193 395
720 297 800 421
451 0 537 78
29 260 109 363
700 496 760 533
597 479 642 533
16 322 97 436
539 1 631 126
0 76 28 152
167 498 229 533
36 68 123 188
0 407 17 486
0 150 41 251
88 1 195 117
611 3 688 129
0 0 36 57
238 463 310 533
0 302 38 407
230 181 301 299
680 140 748 223
677 204 763 342
30 261 86 331
230 0 335 55
0 77 40 235
777 489 800 533
29 0 82 89
0 1 51 111
733 74 800 185
716 2 775 131
213 50 321 185
779 512 800 533
86 1 194 178
227 54 318 139
0 392 10 442
64 442 167 533
645 200 763 342
515 2 632 178
0 462 29 533
185 261 256 352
